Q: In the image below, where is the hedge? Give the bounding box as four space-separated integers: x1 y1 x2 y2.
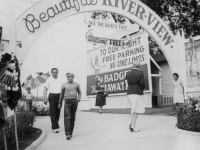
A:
0 106 36 149
176 97 200 132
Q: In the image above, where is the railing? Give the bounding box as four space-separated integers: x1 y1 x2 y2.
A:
157 95 173 107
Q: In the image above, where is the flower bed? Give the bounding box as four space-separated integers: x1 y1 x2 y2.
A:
176 97 200 132
32 104 50 116
0 106 36 149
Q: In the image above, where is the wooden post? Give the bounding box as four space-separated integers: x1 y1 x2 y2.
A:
14 107 19 150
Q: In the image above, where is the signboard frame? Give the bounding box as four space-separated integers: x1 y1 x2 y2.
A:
86 32 152 97
185 35 200 92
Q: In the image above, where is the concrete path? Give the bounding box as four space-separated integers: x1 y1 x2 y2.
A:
34 110 200 150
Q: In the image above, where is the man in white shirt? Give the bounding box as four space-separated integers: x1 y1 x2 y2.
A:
43 68 63 133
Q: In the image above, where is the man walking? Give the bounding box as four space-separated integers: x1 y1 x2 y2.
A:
43 68 63 133
58 73 82 140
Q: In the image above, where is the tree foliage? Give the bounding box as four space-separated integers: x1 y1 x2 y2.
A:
141 0 200 38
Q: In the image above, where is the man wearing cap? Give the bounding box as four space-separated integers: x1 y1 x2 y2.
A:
43 68 63 133
58 73 82 140
125 60 145 132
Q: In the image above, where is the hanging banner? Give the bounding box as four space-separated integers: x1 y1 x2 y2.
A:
86 29 108 45
86 32 151 96
86 19 139 31
185 38 200 91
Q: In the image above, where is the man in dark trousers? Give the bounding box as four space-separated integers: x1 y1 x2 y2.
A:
125 60 145 132
43 68 63 133
58 73 82 140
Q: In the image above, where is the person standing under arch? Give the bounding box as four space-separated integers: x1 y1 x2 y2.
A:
173 73 185 116
43 68 63 133
23 87 35 111
95 81 105 114
125 60 145 132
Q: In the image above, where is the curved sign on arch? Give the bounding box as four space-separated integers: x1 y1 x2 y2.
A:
15 0 179 74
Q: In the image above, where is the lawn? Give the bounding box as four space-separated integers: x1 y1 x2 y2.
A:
82 106 174 116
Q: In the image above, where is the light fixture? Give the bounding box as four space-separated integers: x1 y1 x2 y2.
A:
16 41 22 48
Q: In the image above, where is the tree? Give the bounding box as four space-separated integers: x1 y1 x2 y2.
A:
141 0 200 39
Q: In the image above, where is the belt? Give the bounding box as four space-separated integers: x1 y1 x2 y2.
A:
65 98 77 100
50 93 60 95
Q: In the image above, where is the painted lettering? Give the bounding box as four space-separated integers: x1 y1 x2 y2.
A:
152 20 160 32
39 12 49 22
102 0 113 6
147 12 156 25
128 1 136 14
156 25 166 38
24 0 97 33
114 0 119 8
135 4 145 20
23 14 40 33
162 32 174 45
47 7 57 18
121 0 129 10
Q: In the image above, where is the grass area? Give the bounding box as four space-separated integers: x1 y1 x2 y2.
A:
6 128 42 150
82 106 174 116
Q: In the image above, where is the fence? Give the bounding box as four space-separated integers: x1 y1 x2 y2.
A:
156 95 173 107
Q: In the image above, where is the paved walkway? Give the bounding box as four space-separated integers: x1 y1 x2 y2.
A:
34 110 200 150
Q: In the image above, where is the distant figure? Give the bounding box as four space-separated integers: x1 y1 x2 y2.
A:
125 60 145 132
95 81 106 114
43 68 63 133
173 73 185 116
23 87 35 111
58 73 82 140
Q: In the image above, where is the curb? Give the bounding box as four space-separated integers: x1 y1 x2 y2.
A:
175 127 200 136
25 129 47 150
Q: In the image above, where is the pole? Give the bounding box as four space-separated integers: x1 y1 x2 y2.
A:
3 127 7 150
14 107 19 150
37 86 38 104
14 16 19 150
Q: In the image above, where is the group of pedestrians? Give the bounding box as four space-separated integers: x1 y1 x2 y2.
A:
22 60 185 140
94 60 185 132
43 68 81 140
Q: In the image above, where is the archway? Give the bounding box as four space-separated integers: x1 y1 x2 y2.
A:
6 0 186 109
13 0 180 74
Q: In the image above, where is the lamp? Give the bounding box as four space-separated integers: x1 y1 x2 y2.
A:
16 41 22 48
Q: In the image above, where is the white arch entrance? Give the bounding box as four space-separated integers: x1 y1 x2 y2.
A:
7 0 186 108
13 0 181 73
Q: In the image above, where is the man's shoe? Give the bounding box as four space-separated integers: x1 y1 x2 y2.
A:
66 135 71 140
53 129 59 133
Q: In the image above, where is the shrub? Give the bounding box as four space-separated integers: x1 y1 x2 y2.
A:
0 105 36 149
32 104 50 116
176 97 200 132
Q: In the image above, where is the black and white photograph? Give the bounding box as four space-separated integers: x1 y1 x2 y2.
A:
0 0 200 150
